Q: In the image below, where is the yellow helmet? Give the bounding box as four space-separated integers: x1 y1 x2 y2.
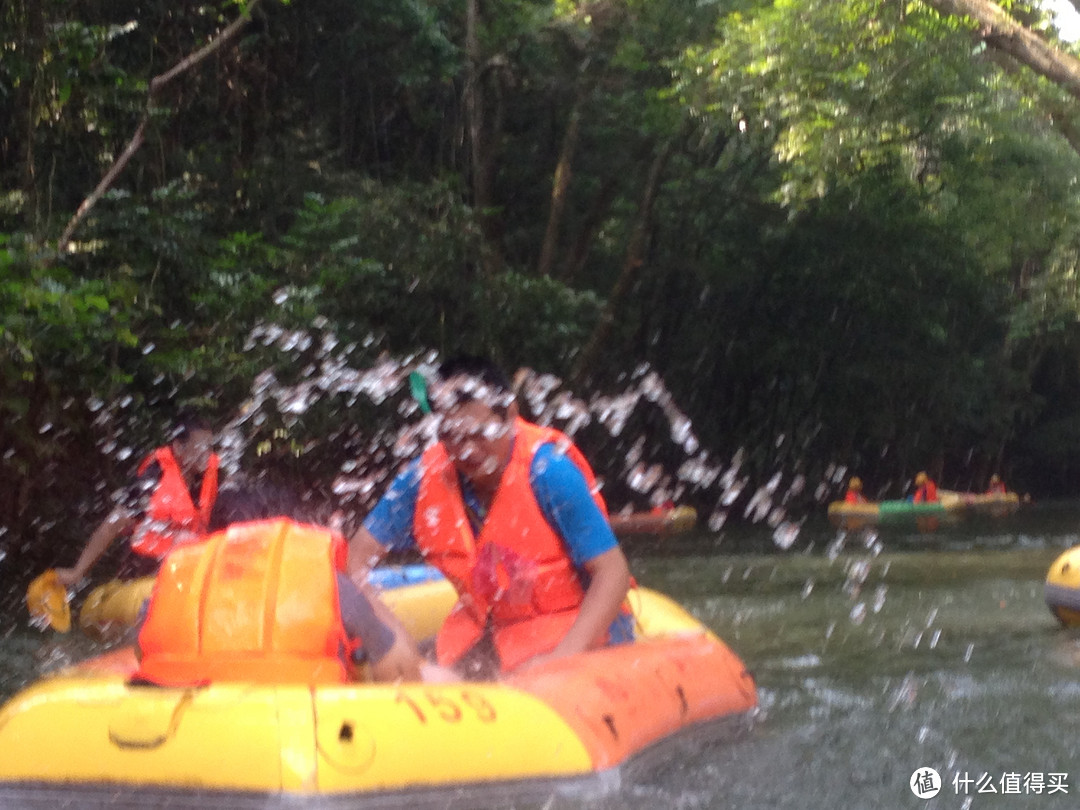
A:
849 476 863 490
915 472 928 486
989 474 1001 484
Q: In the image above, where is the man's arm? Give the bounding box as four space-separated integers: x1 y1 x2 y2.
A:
337 571 422 681
524 545 631 668
517 444 632 670
344 469 436 680
55 506 135 586
344 533 459 683
346 457 424 584
347 524 389 585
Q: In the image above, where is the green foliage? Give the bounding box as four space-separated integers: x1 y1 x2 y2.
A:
265 183 599 367
679 0 987 208
0 235 139 388
9 0 1080 570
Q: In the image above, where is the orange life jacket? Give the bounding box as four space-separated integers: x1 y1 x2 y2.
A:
130 446 219 558
914 480 939 503
416 418 610 671
844 490 866 504
136 518 350 686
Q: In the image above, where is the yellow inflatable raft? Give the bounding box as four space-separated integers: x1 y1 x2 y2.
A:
66 563 453 642
0 575 756 805
1046 545 1080 627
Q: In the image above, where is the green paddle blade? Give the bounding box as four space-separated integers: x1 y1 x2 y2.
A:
409 371 432 414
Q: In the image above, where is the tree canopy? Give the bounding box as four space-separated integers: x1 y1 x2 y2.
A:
5 0 1080 571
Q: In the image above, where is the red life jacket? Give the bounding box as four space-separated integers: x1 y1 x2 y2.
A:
136 518 351 686
844 490 866 504
914 480 938 503
130 446 219 558
415 418 611 672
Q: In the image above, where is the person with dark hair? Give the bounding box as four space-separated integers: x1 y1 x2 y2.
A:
844 477 868 504
207 480 299 531
54 412 221 586
912 471 939 504
348 355 633 678
135 482 448 685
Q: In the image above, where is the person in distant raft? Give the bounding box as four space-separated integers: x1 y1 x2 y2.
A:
135 485 448 685
54 412 221 586
348 356 633 679
912 471 939 503
844 477 868 504
986 474 1007 495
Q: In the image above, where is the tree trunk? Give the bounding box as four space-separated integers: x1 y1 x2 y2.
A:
925 0 1080 100
560 136 657 283
56 0 263 252
464 0 505 276
537 90 584 277
16 0 45 236
570 139 675 386
465 0 481 204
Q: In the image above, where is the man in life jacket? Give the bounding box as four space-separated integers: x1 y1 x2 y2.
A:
987 474 1007 495
912 471 939 503
348 356 633 678
135 485 444 685
54 412 221 587
844 477 868 504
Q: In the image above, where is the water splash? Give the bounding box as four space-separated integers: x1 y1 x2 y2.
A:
66 322 829 542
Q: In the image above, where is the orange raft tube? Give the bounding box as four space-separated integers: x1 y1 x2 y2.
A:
0 576 756 806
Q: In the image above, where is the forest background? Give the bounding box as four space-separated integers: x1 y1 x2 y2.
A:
6 0 1080 575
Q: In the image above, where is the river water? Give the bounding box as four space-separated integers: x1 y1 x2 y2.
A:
2 501 1079 809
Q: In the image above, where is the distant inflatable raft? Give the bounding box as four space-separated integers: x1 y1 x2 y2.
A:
828 490 1019 525
1046 546 1080 627
0 573 756 807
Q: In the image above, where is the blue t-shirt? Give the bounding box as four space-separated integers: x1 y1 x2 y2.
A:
363 440 633 643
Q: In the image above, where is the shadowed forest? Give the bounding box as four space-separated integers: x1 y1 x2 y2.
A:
6 0 1080 570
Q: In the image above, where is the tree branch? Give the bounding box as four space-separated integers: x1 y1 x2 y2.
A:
924 0 1080 100
57 0 263 252
537 89 585 277
570 139 675 386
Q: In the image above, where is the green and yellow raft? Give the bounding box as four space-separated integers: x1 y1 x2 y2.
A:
828 490 1020 526
0 573 756 806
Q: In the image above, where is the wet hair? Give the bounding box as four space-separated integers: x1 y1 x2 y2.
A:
208 481 314 532
436 355 512 393
435 355 514 415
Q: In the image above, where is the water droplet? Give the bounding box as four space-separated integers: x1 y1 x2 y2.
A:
708 510 728 531
826 535 846 561
872 585 887 613
772 522 799 549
